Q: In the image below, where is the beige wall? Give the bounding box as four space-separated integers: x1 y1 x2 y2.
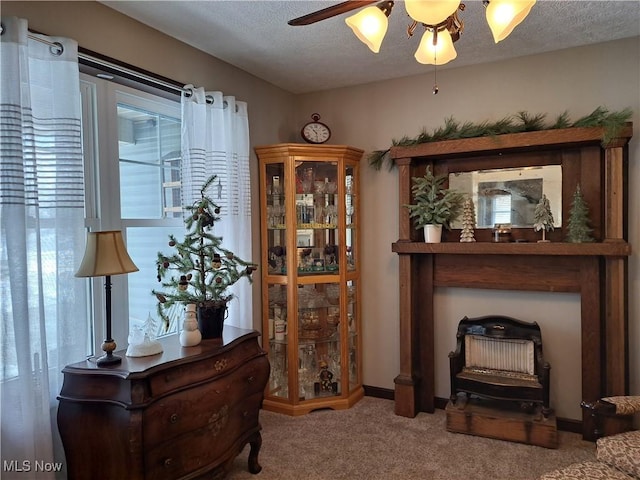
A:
5 1 639 420
296 36 640 419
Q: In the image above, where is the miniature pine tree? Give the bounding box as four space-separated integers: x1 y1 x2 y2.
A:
153 175 257 329
533 194 554 242
459 197 476 243
566 185 594 243
142 312 159 339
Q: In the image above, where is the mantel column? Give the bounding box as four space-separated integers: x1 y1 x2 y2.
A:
394 157 425 417
603 139 629 397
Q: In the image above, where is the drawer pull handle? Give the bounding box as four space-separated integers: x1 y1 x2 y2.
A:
214 359 229 371
169 413 179 424
243 411 249 418
164 458 173 468
247 376 255 384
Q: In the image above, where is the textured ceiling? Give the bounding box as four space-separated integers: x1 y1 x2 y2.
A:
101 1 640 94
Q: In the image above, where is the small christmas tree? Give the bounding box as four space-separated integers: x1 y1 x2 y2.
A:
153 175 257 330
566 185 594 243
459 197 476 243
533 194 554 243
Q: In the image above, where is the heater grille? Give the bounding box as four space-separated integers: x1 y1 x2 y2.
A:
464 335 535 376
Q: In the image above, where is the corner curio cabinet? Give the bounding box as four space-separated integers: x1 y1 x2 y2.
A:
255 144 365 415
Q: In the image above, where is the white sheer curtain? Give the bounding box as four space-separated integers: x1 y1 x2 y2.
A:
181 86 253 328
0 17 88 477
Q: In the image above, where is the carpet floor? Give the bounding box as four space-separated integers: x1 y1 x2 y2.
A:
227 396 595 480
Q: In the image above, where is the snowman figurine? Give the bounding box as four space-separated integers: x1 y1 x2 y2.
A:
180 304 202 347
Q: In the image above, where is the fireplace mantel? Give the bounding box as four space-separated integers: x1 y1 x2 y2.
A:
391 124 632 440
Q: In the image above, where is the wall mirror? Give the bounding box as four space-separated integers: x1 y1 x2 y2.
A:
449 165 562 229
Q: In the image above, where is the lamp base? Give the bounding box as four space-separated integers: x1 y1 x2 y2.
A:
96 352 122 367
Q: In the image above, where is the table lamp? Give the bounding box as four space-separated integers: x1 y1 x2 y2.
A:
75 230 139 367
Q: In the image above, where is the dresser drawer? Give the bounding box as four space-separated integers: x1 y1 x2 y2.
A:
143 356 269 446
148 338 263 397
144 391 264 479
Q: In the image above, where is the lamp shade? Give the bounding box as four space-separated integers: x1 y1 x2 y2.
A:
405 0 460 26
414 28 457 65
486 0 536 43
75 230 139 277
345 5 389 53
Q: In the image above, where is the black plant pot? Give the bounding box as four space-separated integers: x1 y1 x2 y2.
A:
197 302 227 339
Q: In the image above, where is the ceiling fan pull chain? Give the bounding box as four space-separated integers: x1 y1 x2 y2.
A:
433 55 439 95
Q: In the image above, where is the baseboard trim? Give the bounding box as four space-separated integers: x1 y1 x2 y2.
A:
363 386 583 434
363 385 394 400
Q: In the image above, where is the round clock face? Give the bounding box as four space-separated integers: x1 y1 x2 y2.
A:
301 121 331 144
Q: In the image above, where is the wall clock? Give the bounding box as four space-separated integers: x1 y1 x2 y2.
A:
301 113 331 144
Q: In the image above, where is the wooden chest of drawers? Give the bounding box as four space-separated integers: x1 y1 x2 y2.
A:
57 327 269 480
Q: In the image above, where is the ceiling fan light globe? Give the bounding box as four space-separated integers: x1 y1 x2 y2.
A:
405 0 460 26
345 6 389 53
414 29 457 65
486 0 536 43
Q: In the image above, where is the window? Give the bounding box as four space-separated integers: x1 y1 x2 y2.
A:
491 194 512 225
80 74 184 349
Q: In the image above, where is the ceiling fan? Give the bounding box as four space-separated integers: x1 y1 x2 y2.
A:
289 0 536 93
288 1 377 26
288 1 535 54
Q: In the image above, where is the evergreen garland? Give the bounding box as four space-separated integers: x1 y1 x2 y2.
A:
368 107 633 171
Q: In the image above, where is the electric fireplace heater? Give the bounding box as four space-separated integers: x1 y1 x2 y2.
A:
449 315 551 417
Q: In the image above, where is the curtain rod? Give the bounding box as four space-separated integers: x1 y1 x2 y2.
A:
78 51 186 95
27 31 188 97
26 31 219 104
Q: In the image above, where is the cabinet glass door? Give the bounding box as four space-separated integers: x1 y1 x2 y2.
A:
266 163 286 276
297 282 341 399
347 279 359 390
266 283 288 399
295 161 339 274
345 164 357 271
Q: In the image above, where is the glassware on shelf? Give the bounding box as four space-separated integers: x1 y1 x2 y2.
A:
301 180 312 194
346 177 354 195
302 166 314 183
326 205 338 226
267 204 286 228
299 344 317 399
272 178 283 195
346 245 355 270
326 181 337 194
314 205 326 225
296 203 314 225
269 342 288 399
346 205 355 225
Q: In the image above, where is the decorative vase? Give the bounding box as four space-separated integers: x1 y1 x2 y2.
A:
197 301 228 339
180 304 202 347
423 224 443 243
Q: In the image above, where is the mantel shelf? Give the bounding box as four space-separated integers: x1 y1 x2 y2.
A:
391 241 631 257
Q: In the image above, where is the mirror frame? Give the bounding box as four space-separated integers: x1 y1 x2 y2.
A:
422 147 604 243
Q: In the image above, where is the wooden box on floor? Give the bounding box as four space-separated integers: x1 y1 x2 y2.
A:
446 397 558 449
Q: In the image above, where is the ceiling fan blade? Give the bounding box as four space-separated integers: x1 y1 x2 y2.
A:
288 1 377 26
